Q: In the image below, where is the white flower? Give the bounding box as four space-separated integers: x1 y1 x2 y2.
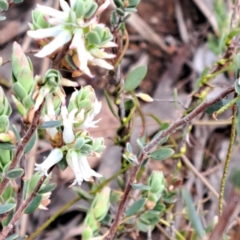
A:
67 150 102 185
35 148 63 176
28 0 116 77
77 99 102 130
61 106 78 144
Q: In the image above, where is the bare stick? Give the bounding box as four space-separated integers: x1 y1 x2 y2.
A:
0 103 44 196
105 85 235 240
0 176 46 240
208 187 240 240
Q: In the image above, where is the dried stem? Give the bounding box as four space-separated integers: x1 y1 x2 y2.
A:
208 187 240 240
0 176 46 240
105 85 235 240
0 103 44 196
218 103 237 215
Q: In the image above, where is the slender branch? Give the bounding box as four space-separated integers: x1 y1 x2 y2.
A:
26 166 130 240
0 176 46 240
105 85 235 240
219 103 237 215
208 187 240 240
0 103 44 196
143 85 234 153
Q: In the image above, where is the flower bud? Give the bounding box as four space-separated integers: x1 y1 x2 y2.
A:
11 42 34 115
148 171 165 194
82 226 94 240
0 87 11 117
92 187 111 221
0 115 9 133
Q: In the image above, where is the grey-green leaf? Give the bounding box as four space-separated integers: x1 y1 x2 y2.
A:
150 148 174 161
124 66 147 92
182 188 205 238
0 0 8 11
131 183 151 191
0 203 16 214
0 142 14 150
24 131 36 153
7 168 24 179
6 234 19 240
39 120 62 129
125 198 147 217
38 183 56 194
24 195 42 214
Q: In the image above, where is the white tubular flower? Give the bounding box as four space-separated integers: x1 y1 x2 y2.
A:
35 148 63 176
78 99 102 130
28 0 116 77
61 106 78 144
67 150 102 185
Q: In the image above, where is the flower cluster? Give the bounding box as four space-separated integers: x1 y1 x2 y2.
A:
28 0 116 77
35 86 105 186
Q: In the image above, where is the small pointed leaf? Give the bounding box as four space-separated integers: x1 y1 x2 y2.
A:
7 168 24 179
124 66 147 92
150 148 174 161
125 198 147 217
24 195 42 214
0 203 16 214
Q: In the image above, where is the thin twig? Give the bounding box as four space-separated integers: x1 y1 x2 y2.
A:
219 104 237 215
208 187 240 240
0 103 44 196
0 176 46 240
105 85 235 240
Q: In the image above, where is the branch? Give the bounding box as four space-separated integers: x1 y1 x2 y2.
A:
105 85 235 240
0 176 46 240
208 187 240 240
0 103 44 196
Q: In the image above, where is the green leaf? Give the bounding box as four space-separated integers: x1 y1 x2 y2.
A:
124 66 147 92
0 0 8 11
12 125 21 142
73 187 93 201
24 195 42 214
87 31 101 45
205 99 231 115
150 148 174 161
57 155 68 171
0 142 14 150
230 168 240 189
125 198 147 217
131 183 151 191
235 79 240 95
104 90 118 118
38 183 56 194
0 203 16 214
6 234 19 240
24 131 36 153
39 120 62 129
7 168 24 179
182 188 205 238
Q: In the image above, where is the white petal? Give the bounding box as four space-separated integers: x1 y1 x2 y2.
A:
62 108 77 144
90 58 113 70
35 30 72 58
27 25 63 39
82 66 94 78
97 0 110 14
90 49 116 59
70 0 77 8
37 4 68 20
47 17 65 26
101 41 118 48
59 0 71 12
75 34 88 71
35 148 63 176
